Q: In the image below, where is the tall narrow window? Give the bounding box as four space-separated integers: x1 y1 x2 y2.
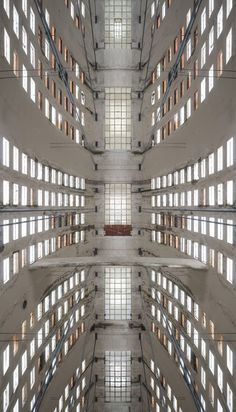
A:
3 0 10 17
217 6 223 38
227 137 234 167
2 137 10 167
105 267 131 320
105 184 131 225
22 26 28 54
105 351 131 402
22 0 28 17
105 0 131 48
30 8 35 33
105 88 132 150
13 6 19 37
22 65 28 92
226 29 232 64
4 29 10 64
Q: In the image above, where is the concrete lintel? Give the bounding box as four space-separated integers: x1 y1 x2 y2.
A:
30 256 206 270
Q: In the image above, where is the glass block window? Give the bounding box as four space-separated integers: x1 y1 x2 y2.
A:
105 183 131 224
105 267 131 320
105 0 131 48
105 88 132 150
105 351 131 402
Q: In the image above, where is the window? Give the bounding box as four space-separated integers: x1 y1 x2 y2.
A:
105 267 131 320
227 137 234 167
217 6 223 38
3 345 10 375
30 79 36 102
21 350 27 375
162 2 166 19
4 29 11 64
226 29 232 64
200 78 206 102
186 98 191 119
105 0 131 49
45 39 50 60
81 1 85 17
209 0 214 17
13 6 19 37
3 384 9 412
13 366 19 392
45 98 50 118
3 220 9 245
180 106 185 125
151 1 155 17
209 65 214 92
200 339 206 359
105 88 132 150
30 8 35 33
30 43 36 68
22 65 28 92
45 8 50 26
227 345 233 375
217 365 223 392
105 351 131 402
186 39 191 60
217 184 223 205
22 153 28 174
225 220 233 246
226 0 233 18
22 26 28 54
201 42 206 68
3 0 10 17
201 8 206 34
22 0 27 17
3 180 10 205
2 137 10 167
227 180 233 205
3 257 10 284
209 350 215 375
105 183 131 224
209 186 215 205
52 106 56 125
209 153 215 174
208 26 214 54
201 367 206 389
217 146 223 171
226 258 233 284
227 384 233 412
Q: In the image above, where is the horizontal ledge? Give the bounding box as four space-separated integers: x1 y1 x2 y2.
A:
30 256 206 270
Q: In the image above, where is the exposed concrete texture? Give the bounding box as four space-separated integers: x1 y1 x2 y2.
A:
30 256 206 269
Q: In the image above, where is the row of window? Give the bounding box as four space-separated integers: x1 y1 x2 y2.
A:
150 0 172 21
152 213 234 246
2 0 87 143
149 358 183 412
149 269 234 412
2 213 85 246
151 137 234 189
151 180 234 208
1 269 86 412
52 363 87 412
152 230 234 285
2 273 85 412
1 230 85 285
151 1 233 143
1 181 85 207
1 137 85 189
64 0 86 21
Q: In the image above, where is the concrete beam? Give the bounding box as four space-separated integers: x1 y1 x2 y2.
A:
30 256 206 270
